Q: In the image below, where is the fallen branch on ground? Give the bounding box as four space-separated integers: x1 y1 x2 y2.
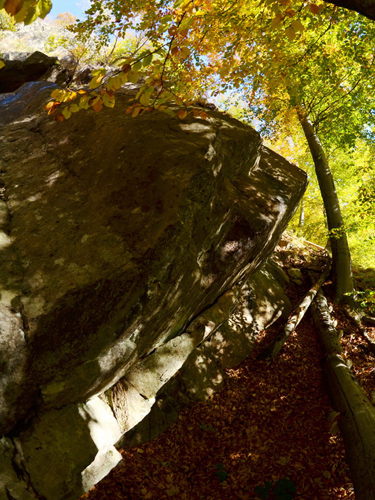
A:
261 262 331 360
312 289 375 500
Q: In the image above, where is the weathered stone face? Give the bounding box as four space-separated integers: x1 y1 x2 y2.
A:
0 80 307 499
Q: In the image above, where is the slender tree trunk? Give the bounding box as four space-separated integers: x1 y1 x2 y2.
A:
298 198 305 228
297 112 354 303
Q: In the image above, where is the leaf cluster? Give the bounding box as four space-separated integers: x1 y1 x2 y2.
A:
0 0 52 25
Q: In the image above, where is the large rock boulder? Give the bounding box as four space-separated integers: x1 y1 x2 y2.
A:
0 51 71 93
0 81 307 499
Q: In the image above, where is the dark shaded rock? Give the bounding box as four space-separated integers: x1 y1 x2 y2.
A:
0 51 70 93
0 80 307 499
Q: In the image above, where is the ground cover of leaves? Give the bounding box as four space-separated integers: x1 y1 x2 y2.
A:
81 296 375 499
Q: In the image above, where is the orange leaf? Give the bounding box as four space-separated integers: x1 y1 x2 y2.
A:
4 0 23 16
177 110 188 119
309 3 320 14
121 63 131 73
285 8 296 17
56 114 64 122
92 98 103 113
132 106 142 118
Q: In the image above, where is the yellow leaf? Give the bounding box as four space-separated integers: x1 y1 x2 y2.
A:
285 8 296 17
79 95 90 109
62 107 72 120
51 89 66 101
128 70 139 84
291 19 304 32
45 101 55 111
140 91 152 107
103 92 115 108
89 74 105 89
0 60 5 69
271 13 283 29
67 91 77 101
180 46 191 59
45 101 60 115
285 26 296 41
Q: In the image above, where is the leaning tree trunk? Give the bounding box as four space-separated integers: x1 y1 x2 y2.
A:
298 112 354 303
312 289 375 500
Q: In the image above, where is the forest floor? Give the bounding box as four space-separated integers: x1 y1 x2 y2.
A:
82 236 375 500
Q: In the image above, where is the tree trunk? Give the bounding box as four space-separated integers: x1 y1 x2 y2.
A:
312 289 375 500
298 112 354 303
262 263 330 360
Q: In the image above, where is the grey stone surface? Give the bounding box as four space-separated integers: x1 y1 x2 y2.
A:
117 257 293 450
0 438 36 500
18 397 121 500
247 260 292 334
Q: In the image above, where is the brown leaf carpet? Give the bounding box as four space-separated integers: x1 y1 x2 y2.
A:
81 305 373 499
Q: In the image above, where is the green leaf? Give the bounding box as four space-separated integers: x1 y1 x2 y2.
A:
254 481 272 499
143 53 153 67
133 60 143 72
214 463 228 483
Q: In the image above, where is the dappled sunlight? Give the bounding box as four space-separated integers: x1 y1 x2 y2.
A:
82 311 353 500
